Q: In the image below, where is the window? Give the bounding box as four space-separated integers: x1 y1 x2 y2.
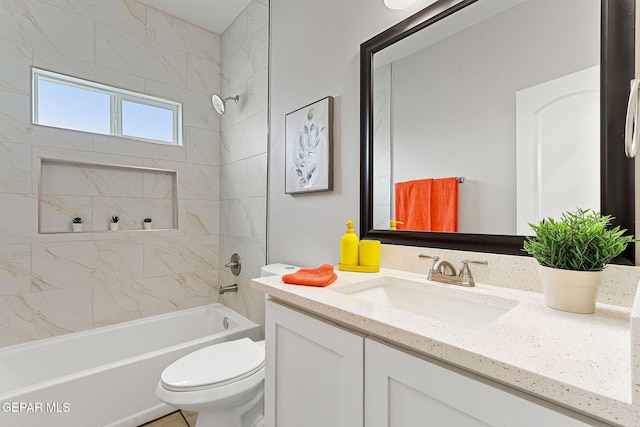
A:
32 68 182 145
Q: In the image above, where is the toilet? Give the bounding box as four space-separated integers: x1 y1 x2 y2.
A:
155 264 299 427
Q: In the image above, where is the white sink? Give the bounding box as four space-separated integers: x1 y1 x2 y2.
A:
334 276 517 329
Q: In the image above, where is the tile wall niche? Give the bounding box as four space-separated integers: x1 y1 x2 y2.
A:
39 159 178 233
0 0 222 347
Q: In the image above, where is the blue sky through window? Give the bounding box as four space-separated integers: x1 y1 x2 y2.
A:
121 100 173 143
37 80 111 135
33 69 182 145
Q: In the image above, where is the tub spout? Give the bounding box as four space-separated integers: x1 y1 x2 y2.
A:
219 284 238 294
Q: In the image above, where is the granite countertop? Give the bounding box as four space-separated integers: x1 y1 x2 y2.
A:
251 267 640 427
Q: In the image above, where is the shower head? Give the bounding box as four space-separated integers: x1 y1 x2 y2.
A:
211 94 239 114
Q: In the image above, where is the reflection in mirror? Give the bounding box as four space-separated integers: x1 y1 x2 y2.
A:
372 0 600 234
360 0 635 262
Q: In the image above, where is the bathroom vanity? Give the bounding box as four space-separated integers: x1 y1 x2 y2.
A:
252 268 639 427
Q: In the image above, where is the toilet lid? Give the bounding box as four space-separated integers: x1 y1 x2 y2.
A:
161 338 265 392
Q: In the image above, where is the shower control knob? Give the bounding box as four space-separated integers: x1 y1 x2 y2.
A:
225 253 241 276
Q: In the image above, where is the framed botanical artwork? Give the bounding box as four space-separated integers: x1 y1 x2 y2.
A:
285 96 334 194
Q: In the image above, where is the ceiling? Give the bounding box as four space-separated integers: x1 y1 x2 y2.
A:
139 0 252 34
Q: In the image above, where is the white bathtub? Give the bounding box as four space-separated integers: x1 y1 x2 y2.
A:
0 304 261 427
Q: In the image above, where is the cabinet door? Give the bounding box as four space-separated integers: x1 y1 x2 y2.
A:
265 300 364 427
365 338 597 427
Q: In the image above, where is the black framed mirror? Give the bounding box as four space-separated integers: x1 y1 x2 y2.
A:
360 0 635 264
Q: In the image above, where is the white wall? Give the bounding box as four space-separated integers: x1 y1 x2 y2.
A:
269 0 430 267
0 0 222 347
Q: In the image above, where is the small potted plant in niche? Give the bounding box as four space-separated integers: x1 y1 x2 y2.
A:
143 217 152 230
110 215 120 231
523 208 635 314
72 216 84 232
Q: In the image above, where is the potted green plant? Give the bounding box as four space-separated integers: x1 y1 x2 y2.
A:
523 208 635 313
143 217 152 230
72 216 84 232
110 215 120 231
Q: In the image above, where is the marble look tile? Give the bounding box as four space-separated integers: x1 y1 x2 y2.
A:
221 8 247 65
34 146 145 169
246 68 267 118
40 161 144 197
143 169 175 199
180 163 220 201
185 270 219 308
32 239 144 290
0 194 38 244
220 86 248 132
95 23 187 88
187 54 220 94
221 160 247 200
0 0 94 62
0 141 32 194
93 133 186 162
39 195 93 233
0 245 31 296
0 91 94 149
91 196 175 231
244 238 266 280
185 199 219 236
0 287 93 347
93 275 186 326
37 0 146 37
145 7 220 62
34 48 146 94
220 197 265 240
221 113 267 164
0 39 32 95
144 79 219 133
246 1 269 73
185 127 220 166
247 154 267 197
219 275 264 329
143 236 218 276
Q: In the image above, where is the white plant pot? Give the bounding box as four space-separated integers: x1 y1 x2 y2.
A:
72 223 83 232
538 265 603 314
110 223 119 231
143 222 152 230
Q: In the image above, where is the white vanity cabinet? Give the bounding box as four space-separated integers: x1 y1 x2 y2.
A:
265 299 605 427
264 299 364 427
365 337 603 427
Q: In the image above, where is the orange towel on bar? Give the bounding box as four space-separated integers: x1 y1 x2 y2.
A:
282 264 338 287
395 177 458 232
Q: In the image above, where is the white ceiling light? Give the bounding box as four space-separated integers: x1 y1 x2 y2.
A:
384 0 417 9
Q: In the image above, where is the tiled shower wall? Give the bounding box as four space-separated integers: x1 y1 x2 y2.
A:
217 0 269 328
0 0 222 347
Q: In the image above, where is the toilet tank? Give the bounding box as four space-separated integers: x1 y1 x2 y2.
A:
260 264 300 277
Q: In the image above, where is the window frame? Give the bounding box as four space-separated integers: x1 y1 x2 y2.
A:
32 68 183 146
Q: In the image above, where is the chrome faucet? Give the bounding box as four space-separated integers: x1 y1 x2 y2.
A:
219 284 238 294
418 255 487 287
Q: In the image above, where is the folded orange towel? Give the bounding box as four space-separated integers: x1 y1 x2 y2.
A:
282 264 337 287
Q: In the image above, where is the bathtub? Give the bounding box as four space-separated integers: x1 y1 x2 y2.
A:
0 303 261 427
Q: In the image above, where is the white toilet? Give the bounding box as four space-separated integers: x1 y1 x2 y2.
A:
155 264 299 427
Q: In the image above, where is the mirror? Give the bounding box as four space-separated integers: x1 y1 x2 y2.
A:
360 0 635 263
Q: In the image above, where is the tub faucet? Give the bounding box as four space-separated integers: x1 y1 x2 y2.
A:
418 255 487 287
218 284 238 294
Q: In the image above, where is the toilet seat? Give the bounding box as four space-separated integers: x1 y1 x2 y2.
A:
161 338 265 392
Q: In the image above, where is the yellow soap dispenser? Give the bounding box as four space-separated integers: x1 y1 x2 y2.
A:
339 220 359 267
390 220 404 230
